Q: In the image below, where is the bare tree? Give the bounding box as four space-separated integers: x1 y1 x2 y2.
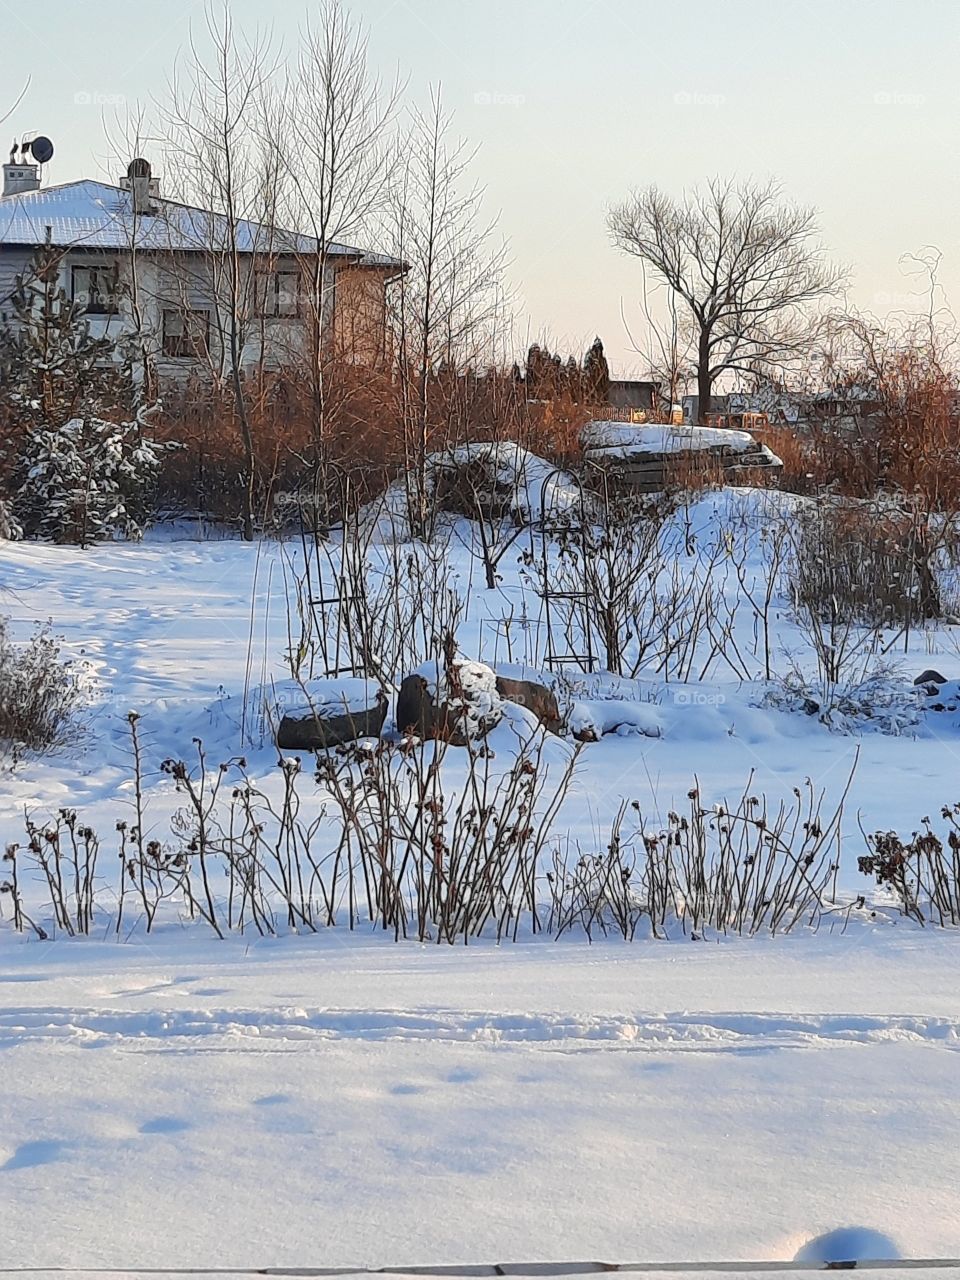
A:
389 87 509 538
283 0 402 454
158 1 281 540
102 106 164 403
608 178 844 421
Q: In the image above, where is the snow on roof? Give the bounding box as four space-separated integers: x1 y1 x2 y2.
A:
0 179 401 265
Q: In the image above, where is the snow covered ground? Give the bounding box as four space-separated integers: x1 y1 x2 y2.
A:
2 490 958 869
2 488 960 1268
2 935 960 1269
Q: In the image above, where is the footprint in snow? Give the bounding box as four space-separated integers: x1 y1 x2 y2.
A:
139 1116 192 1135
2 1139 67 1171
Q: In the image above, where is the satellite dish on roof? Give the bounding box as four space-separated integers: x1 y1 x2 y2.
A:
28 135 53 164
127 157 151 179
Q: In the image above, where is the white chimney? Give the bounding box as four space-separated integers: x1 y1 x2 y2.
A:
2 161 39 197
120 157 158 215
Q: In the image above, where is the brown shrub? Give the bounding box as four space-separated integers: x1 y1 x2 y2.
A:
0 620 86 761
151 362 582 527
788 497 943 627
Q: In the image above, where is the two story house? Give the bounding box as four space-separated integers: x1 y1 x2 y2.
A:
0 156 403 384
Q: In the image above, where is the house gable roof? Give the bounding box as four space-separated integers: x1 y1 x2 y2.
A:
0 179 399 267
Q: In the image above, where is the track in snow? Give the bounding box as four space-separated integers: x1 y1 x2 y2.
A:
0 1006 958 1051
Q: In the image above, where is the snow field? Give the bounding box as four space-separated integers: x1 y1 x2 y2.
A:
1 488 960 1265
0 938 958 1267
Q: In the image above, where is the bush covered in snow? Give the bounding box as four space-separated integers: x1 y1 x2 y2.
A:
0 496 20 541
758 665 922 736
362 443 583 544
15 408 166 546
0 243 125 431
433 657 504 741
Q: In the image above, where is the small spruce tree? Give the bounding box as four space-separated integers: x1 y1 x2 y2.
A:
0 244 163 545
565 354 582 402
16 406 165 547
0 243 122 426
525 343 546 399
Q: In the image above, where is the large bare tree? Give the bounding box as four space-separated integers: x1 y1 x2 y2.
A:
608 178 845 420
159 1 281 540
283 0 402 452
389 87 509 538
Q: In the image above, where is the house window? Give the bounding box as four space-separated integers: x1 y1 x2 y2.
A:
72 263 120 315
162 309 210 358
257 269 301 318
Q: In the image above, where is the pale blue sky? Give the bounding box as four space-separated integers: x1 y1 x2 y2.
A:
6 0 958 372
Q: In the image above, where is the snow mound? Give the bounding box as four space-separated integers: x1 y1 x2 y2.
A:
361 443 583 542
568 698 663 741
793 1227 901 1265
433 442 582 520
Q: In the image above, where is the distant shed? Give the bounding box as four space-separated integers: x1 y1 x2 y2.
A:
608 379 659 413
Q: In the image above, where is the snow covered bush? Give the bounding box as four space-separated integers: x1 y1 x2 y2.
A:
0 243 124 429
0 619 88 763
437 658 502 740
15 407 165 546
0 496 20 541
362 443 582 546
759 664 922 736
0 246 154 547
777 497 945 728
399 657 504 744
